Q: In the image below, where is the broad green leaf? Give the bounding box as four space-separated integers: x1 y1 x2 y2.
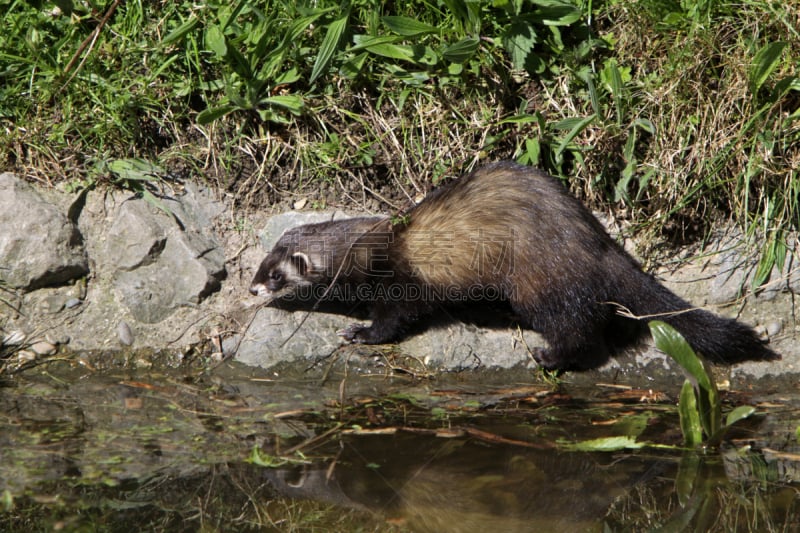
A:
614 160 634 204
382 16 440 37
501 21 537 71
108 158 163 181
553 116 590 130
649 321 712 391
750 41 787 93
310 12 349 84
679 379 703 446
340 52 368 79
675 453 700 506
771 76 800 105
162 16 200 46
634 118 655 134
275 67 301 85
226 45 252 79
351 34 401 49
530 0 582 26
517 137 541 166
197 104 238 125
561 435 645 452
775 237 787 272
351 35 413 60
287 12 331 45
650 321 721 440
697 376 720 440
204 24 227 57
725 405 755 427
576 67 599 116
260 94 304 115
364 43 416 61
442 38 479 63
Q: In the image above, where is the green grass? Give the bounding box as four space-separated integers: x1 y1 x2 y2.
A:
0 0 798 264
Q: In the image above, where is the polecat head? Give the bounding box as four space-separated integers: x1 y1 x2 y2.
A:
250 216 389 301
249 244 314 300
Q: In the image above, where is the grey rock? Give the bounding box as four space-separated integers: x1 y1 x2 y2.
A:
256 210 362 250
708 250 751 305
230 306 349 368
765 320 782 338
0 173 88 290
231 304 538 371
38 293 67 314
117 321 134 346
708 231 799 304
45 333 70 345
65 298 83 309
30 341 57 356
104 200 167 271
105 192 226 323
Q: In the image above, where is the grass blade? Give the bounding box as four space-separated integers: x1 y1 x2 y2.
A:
554 114 595 158
310 12 350 84
382 16 440 37
750 41 787 93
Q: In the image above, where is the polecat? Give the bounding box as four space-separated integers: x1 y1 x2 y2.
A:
250 161 778 370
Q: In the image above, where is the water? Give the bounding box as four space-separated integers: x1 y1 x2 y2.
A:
1 357 798 531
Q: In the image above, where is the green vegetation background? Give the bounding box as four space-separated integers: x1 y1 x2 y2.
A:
1 0 798 271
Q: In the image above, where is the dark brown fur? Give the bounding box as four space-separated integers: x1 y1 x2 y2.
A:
250 161 779 370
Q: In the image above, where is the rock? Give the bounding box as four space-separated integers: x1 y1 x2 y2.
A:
16 350 36 362
103 189 227 323
232 302 541 371
256 211 359 250
104 200 167 271
45 333 70 346
117 321 134 346
65 298 83 309
38 293 67 314
229 306 348 367
708 250 750 305
0 173 88 290
30 341 57 356
765 320 782 338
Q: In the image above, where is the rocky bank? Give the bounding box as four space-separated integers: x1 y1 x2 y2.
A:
0 171 797 385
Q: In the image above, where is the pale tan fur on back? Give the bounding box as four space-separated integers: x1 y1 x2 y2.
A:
394 165 608 292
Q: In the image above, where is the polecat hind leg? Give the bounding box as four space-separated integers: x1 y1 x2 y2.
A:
533 333 612 371
514 300 613 370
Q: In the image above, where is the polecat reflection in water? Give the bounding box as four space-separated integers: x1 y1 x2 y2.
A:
250 161 778 370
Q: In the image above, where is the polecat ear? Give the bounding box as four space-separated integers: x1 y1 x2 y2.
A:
291 252 311 276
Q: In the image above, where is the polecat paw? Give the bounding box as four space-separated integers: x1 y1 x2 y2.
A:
338 323 368 343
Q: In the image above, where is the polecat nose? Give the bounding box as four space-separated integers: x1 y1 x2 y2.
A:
248 285 260 296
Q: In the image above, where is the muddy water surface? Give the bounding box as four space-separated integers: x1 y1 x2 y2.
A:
1 355 799 532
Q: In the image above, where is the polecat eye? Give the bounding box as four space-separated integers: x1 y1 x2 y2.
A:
270 271 283 281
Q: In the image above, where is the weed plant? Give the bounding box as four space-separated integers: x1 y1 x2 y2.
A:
0 1 797 260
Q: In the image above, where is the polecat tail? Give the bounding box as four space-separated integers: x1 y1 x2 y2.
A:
619 268 779 363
